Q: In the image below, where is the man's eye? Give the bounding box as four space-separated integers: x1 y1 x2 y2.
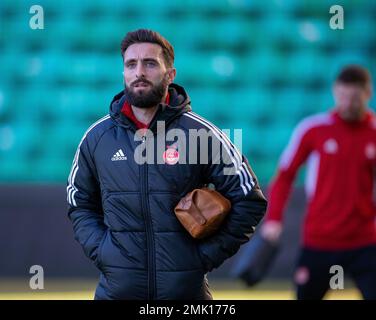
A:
146 62 156 67
126 63 136 68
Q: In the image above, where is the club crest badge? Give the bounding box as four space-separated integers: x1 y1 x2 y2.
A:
163 145 179 165
323 138 338 154
365 143 376 159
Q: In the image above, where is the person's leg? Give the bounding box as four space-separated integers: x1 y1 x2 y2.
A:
347 245 376 300
294 247 338 300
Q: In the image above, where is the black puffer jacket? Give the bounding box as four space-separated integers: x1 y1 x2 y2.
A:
67 83 267 299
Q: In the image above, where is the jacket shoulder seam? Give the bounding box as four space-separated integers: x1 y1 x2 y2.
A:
92 123 117 155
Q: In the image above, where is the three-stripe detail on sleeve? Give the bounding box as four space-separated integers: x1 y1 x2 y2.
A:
183 112 255 195
67 115 111 206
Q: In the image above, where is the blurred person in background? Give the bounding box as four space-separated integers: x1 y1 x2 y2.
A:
66 29 267 300
262 65 376 299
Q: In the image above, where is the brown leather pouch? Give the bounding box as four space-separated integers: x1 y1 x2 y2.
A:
174 188 231 239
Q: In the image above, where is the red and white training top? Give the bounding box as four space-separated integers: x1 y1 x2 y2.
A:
266 109 376 250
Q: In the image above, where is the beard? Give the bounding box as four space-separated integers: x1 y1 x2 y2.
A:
125 75 170 109
339 103 365 122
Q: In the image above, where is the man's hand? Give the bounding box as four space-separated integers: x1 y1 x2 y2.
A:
261 220 283 243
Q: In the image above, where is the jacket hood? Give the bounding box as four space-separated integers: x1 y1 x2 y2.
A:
109 83 192 131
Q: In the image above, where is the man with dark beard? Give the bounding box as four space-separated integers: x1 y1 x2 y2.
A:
67 29 267 300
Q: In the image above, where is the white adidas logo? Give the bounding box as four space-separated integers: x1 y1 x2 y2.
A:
111 149 127 161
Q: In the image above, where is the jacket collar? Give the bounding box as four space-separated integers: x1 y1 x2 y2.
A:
110 83 192 132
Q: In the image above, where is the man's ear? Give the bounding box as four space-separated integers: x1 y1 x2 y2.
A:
167 68 177 84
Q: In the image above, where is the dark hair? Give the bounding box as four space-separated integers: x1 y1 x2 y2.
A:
120 29 174 68
336 65 371 88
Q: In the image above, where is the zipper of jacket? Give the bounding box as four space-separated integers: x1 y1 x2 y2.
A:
140 133 156 300
113 119 157 299
113 113 183 299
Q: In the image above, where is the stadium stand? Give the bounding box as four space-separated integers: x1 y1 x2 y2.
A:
0 0 375 184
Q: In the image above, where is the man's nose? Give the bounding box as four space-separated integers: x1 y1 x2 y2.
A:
135 62 145 78
342 101 352 109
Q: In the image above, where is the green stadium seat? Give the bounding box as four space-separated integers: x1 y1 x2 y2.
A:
235 0 272 14
42 0 85 17
0 85 8 117
10 84 46 122
188 87 229 120
41 119 86 153
0 121 41 162
227 88 273 124
39 86 112 122
132 0 185 15
302 90 332 115
176 53 230 86
273 87 307 120
285 50 328 84
237 124 279 184
242 49 287 85
33 152 73 182
1 12 52 52
338 16 375 47
184 0 234 14
298 0 370 16
189 18 253 50
296 18 336 49
0 0 18 11
45 18 82 51
258 15 301 48
0 157 31 181
172 18 214 50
